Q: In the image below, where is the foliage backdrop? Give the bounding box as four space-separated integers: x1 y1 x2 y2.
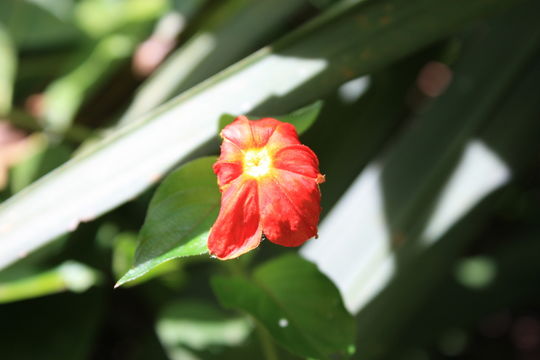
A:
0 0 539 359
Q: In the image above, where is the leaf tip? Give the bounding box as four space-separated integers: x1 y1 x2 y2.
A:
114 273 133 288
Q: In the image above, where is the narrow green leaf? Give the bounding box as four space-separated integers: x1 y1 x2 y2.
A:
0 24 15 115
303 0 540 314
0 261 100 304
217 100 323 134
0 0 519 271
116 157 219 287
212 254 356 359
119 0 310 124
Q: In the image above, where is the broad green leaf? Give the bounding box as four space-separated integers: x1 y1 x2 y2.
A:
277 100 323 134
156 300 252 359
0 261 100 304
116 157 219 287
0 0 519 271
112 232 183 287
212 254 356 359
217 100 323 134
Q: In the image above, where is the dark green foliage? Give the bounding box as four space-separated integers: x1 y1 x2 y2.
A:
0 0 538 359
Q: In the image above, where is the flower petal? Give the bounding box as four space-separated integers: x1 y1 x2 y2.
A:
208 177 262 259
259 169 322 247
221 116 300 150
220 116 257 149
273 144 324 180
261 118 301 150
213 161 242 190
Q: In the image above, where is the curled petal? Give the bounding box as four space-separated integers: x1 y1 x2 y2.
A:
259 170 321 247
208 178 262 259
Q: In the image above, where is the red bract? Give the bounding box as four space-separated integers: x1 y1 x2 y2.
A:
208 116 325 260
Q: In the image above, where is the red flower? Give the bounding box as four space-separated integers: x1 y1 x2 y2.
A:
208 116 325 260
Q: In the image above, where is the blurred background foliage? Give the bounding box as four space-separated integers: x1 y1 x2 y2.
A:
0 0 539 359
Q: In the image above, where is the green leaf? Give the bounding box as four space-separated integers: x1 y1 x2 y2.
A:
0 0 520 270
217 100 323 134
277 100 323 134
116 157 219 287
217 113 237 133
212 254 356 359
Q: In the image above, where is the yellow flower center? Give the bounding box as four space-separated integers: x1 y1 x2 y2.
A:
243 148 272 178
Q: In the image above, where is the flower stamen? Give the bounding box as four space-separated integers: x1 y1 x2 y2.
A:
243 148 272 178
